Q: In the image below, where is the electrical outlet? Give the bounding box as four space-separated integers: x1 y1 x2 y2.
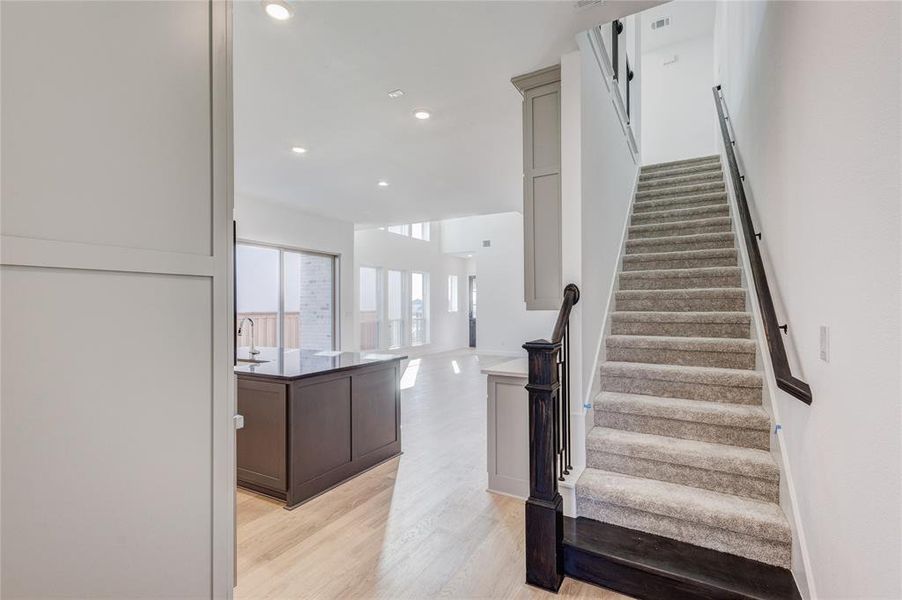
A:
819 326 830 362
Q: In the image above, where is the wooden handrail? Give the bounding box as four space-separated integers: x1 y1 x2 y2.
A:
550 283 580 344
712 85 812 405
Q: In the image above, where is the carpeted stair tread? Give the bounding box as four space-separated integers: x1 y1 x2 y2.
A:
610 310 752 339
575 469 791 566
596 392 770 431
639 163 723 182
626 231 736 254
641 155 720 172
586 428 779 482
577 469 789 540
631 204 730 226
601 361 762 389
611 310 752 325
615 288 746 312
605 335 756 370
601 361 762 404
622 248 738 271
633 192 728 214
628 216 733 239
635 181 726 201
595 392 771 450
637 171 723 191
619 266 741 290
607 334 755 353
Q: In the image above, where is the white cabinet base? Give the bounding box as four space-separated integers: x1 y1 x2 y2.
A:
483 358 583 515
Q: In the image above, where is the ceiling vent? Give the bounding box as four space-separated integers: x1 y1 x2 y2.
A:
574 0 604 10
651 16 671 30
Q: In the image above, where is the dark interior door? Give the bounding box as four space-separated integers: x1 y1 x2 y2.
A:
468 275 477 348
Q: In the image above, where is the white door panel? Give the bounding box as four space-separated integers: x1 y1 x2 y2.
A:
1 0 212 255
0 1 234 597
1 268 213 597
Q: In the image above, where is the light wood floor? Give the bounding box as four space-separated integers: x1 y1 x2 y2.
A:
236 349 629 599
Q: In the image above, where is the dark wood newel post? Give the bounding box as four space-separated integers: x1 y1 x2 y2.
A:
523 338 564 592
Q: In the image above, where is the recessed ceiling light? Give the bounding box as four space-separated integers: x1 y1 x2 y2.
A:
387 89 405 99
413 109 431 120
377 180 390 187
291 146 307 154
263 0 292 21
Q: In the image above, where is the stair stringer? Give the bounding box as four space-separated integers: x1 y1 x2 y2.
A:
562 167 641 517
718 145 817 600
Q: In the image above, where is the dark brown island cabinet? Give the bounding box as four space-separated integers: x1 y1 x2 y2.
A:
235 348 406 509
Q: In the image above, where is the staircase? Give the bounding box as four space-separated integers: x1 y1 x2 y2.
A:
566 155 799 598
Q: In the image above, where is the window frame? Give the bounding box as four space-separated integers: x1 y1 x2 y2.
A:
410 271 430 347
237 239 340 351
447 275 459 312
358 265 384 351
385 269 408 350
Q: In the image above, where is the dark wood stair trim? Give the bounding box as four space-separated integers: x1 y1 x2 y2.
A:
562 517 802 600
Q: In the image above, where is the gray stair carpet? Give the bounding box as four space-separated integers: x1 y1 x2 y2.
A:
576 155 793 569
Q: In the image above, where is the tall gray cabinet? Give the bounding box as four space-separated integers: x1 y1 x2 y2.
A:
512 65 563 310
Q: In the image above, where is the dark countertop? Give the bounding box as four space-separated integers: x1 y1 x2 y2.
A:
234 347 407 381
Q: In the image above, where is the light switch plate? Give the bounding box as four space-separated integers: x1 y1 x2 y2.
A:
819 326 829 362
234 414 245 430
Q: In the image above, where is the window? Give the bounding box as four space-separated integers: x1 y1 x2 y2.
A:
387 270 405 349
411 222 430 241
284 251 335 350
410 272 429 346
385 222 430 241
447 275 459 312
236 245 280 347
237 243 337 351
359 267 382 351
387 224 410 236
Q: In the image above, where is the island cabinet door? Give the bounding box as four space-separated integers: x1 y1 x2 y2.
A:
352 363 401 460
288 373 353 504
237 379 287 493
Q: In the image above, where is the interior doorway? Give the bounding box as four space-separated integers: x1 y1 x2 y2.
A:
468 275 477 348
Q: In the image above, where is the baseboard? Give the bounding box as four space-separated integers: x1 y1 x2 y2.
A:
474 349 524 359
559 465 584 517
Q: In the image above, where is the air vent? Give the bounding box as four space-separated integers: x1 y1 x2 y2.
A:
651 16 671 30
574 0 603 10
482 240 491 248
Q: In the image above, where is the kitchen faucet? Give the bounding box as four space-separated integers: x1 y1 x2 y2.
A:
237 317 260 356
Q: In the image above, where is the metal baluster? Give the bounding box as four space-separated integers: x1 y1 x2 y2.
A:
565 323 572 472
553 358 562 482
557 355 565 481
560 328 569 477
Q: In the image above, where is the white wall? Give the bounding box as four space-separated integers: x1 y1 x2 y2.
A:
714 2 901 598
234 196 356 351
442 212 556 356
561 50 585 421
355 224 469 356
577 31 641 409
641 33 716 165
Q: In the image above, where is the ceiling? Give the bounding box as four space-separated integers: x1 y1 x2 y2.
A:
640 0 715 53
234 0 662 228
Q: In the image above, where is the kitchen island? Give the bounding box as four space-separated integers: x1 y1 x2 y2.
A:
235 348 406 508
